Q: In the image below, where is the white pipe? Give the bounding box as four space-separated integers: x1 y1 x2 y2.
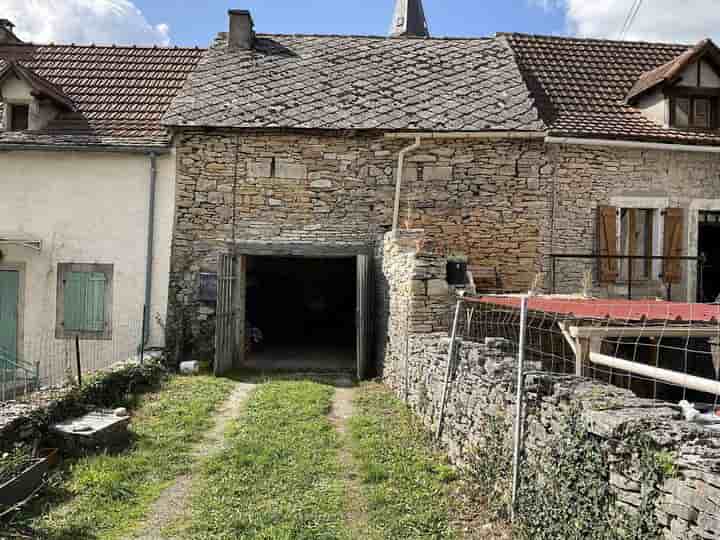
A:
589 352 720 395
385 131 546 140
545 136 720 154
392 135 422 234
511 295 529 522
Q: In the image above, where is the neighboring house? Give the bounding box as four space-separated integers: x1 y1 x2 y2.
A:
0 19 203 385
162 2 720 376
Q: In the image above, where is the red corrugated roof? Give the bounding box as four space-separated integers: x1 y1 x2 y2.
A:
471 296 720 323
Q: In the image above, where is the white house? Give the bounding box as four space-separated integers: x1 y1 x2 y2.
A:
0 20 203 387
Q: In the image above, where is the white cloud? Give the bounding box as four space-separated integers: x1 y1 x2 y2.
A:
534 0 720 44
2 0 170 46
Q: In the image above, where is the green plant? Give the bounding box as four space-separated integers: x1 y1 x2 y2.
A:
465 411 513 520
0 446 35 485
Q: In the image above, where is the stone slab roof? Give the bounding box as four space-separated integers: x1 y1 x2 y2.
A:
505 33 720 146
163 33 546 132
0 43 204 148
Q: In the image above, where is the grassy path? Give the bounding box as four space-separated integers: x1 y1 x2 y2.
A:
348 382 458 540
174 379 349 540
23 376 468 540
28 375 236 540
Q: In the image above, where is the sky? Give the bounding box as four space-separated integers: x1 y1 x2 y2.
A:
3 0 720 48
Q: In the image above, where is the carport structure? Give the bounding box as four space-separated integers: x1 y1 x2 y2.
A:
214 242 373 379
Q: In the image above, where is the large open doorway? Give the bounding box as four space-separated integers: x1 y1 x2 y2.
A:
698 211 720 302
245 256 358 372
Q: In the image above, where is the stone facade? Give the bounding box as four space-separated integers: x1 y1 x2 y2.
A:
549 144 720 300
171 130 552 308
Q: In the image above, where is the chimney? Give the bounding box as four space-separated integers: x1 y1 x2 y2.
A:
390 0 430 38
0 19 22 44
228 10 255 50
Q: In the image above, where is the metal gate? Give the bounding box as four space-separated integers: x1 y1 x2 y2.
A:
215 253 244 375
356 254 372 379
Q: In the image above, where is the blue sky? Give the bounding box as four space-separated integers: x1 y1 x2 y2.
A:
5 1 720 48
133 1 566 46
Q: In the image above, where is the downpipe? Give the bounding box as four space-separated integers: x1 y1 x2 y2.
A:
392 136 422 235
142 152 158 350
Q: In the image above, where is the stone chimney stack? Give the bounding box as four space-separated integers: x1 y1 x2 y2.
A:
0 19 22 44
228 10 255 50
390 0 430 38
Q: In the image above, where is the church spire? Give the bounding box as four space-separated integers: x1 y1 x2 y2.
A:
390 0 430 38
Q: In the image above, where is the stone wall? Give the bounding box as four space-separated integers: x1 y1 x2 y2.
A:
386 332 720 539
549 144 720 300
171 130 552 310
376 235 720 538
375 231 452 386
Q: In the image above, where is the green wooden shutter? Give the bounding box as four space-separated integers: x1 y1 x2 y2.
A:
86 273 106 331
64 271 106 332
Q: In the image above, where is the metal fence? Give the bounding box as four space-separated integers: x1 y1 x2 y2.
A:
1 318 146 403
443 295 720 518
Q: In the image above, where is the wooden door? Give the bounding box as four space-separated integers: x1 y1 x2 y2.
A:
356 255 372 380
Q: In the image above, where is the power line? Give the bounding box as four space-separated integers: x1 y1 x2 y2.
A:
618 0 645 40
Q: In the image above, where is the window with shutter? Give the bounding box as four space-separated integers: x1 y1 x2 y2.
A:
598 206 619 284
663 208 684 284
56 264 112 339
63 271 106 332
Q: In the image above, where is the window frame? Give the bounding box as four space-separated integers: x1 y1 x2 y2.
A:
609 197 669 285
667 89 720 130
4 102 30 132
55 263 113 340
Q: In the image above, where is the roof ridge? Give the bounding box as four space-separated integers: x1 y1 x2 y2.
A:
500 31 692 49
0 42 206 51
252 31 494 42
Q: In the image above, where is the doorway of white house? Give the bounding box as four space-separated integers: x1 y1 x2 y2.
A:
698 211 720 302
244 256 358 373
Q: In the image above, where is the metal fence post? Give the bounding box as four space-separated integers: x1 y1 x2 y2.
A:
436 298 462 440
511 295 529 522
75 335 82 388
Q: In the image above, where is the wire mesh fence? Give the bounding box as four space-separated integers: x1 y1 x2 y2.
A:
456 296 720 406
443 294 720 521
1 318 146 403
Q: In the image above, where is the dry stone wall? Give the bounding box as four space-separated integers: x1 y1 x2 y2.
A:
387 333 720 540
377 235 720 539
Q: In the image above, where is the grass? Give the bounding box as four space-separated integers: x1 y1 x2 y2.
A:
174 379 349 540
348 382 458 540
23 374 236 540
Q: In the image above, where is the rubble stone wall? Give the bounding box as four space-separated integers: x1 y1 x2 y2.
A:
377 234 720 539
171 130 552 309
550 144 720 300
386 333 720 539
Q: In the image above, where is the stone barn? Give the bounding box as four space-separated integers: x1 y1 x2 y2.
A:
163 5 720 376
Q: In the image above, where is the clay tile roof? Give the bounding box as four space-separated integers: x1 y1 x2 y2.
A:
0 43 205 148
626 39 720 102
163 33 547 132
505 33 720 146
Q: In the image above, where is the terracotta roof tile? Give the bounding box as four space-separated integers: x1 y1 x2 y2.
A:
505 33 720 146
0 43 204 147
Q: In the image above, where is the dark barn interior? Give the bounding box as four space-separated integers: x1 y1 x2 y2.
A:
245 256 357 371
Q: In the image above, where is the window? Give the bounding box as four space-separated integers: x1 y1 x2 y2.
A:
671 95 716 129
56 264 113 339
8 104 29 131
620 208 655 280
